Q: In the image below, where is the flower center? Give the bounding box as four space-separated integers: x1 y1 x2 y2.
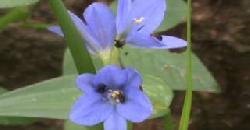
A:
96 84 126 104
116 17 145 43
110 90 125 104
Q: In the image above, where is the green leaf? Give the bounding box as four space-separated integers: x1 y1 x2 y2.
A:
64 120 103 130
0 87 36 125
0 75 80 119
0 0 38 8
110 0 187 31
63 49 102 75
0 116 35 125
63 49 78 75
144 75 173 118
49 0 95 74
121 47 220 92
157 0 187 31
0 74 172 119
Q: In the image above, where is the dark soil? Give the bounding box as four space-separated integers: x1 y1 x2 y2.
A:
0 0 249 130
190 0 250 129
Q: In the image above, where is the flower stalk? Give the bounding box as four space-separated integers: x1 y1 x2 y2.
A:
178 0 193 129
99 47 123 67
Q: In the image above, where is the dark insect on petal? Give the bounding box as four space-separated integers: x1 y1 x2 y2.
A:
150 33 163 41
139 85 143 91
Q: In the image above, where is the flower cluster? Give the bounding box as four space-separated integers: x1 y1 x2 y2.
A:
49 0 187 130
49 0 186 55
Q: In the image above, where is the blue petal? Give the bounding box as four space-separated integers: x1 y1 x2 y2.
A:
104 112 127 130
48 26 64 37
83 2 116 50
160 36 187 48
70 95 113 126
67 11 87 35
124 67 142 89
117 93 153 122
76 74 96 95
131 0 166 33
93 65 127 89
126 32 187 49
116 0 132 34
117 68 153 122
48 11 101 53
68 11 101 53
126 32 166 48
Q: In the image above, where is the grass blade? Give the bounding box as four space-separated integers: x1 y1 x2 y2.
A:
48 0 95 74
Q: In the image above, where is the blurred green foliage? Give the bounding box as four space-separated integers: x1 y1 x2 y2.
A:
0 0 38 8
0 7 31 30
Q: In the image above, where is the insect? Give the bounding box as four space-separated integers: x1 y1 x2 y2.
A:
139 85 143 91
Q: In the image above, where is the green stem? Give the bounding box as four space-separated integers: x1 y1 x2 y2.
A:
128 122 133 130
164 113 174 130
48 0 95 74
178 0 193 130
100 47 123 67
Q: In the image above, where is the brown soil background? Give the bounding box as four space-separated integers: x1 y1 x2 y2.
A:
0 0 249 130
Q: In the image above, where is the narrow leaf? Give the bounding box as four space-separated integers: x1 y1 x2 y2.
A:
48 0 95 74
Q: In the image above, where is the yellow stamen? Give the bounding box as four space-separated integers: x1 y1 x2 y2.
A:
111 90 125 103
134 17 145 24
111 91 121 99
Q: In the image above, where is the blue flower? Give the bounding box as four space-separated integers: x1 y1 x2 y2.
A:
115 0 187 49
49 1 186 54
49 3 116 55
70 65 153 130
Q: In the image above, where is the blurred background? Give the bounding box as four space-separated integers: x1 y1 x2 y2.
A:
0 0 249 130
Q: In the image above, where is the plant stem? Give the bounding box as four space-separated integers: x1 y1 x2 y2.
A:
128 122 133 130
178 0 193 130
100 47 123 67
48 0 95 74
165 113 174 130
